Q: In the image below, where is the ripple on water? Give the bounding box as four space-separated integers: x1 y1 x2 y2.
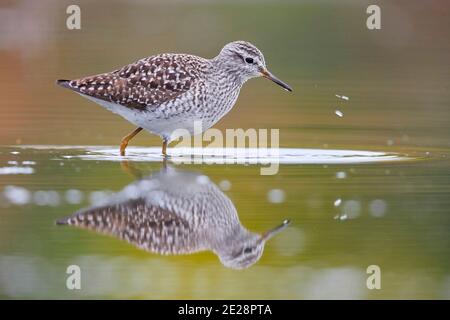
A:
14 145 411 165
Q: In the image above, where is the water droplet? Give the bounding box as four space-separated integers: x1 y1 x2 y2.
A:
33 191 48 206
47 191 61 207
334 198 342 207
336 171 347 179
3 186 31 205
219 180 231 191
335 110 344 118
33 190 60 206
342 200 361 219
339 213 348 221
369 199 387 218
65 189 84 205
267 189 286 204
335 94 349 101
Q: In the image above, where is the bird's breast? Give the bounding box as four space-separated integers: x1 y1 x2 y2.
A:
199 75 241 127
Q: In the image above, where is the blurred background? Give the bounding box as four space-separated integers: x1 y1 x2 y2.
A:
0 0 449 149
0 0 449 299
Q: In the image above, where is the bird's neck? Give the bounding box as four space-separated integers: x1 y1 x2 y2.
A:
208 225 252 253
210 57 247 88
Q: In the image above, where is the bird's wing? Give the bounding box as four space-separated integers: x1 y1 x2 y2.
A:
57 54 205 110
57 198 201 255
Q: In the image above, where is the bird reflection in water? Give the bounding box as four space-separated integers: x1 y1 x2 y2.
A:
57 165 290 269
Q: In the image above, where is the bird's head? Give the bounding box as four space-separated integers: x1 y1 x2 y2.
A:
217 219 291 269
216 41 292 92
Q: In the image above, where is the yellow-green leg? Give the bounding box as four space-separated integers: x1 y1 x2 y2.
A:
120 127 143 156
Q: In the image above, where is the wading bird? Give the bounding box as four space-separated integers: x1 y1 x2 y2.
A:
57 41 292 156
57 167 290 269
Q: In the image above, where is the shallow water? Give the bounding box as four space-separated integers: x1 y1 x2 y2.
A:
18 145 411 164
0 145 449 299
1 0 450 299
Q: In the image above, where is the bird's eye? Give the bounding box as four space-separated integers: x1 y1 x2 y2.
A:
245 57 254 64
243 247 252 254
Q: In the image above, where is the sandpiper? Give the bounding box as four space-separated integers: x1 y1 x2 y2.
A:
57 167 290 269
57 41 292 156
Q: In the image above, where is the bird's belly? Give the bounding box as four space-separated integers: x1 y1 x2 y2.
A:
82 94 146 127
145 114 207 141
83 88 240 141
83 95 203 140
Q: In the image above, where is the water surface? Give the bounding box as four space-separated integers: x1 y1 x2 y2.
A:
0 146 448 299
0 0 449 299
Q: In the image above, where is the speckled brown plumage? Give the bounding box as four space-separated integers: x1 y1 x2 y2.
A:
58 54 203 110
57 41 292 154
56 168 290 269
59 198 196 255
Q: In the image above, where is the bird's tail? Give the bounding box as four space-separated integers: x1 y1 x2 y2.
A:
56 79 71 89
55 216 70 225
